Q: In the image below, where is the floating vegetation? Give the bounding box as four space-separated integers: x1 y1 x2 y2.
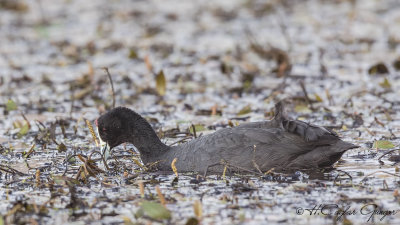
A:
0 0 400 224
156 70 167 96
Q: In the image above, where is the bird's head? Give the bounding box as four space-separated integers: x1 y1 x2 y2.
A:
96 107 137 158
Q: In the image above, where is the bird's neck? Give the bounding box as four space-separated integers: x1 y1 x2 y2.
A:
128 115 170 164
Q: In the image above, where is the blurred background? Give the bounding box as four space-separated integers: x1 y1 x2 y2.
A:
1 0 399 117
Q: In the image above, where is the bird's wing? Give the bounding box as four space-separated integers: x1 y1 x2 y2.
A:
238 101 340 145
280 118 339 144
189 127 312 170
236 119 338 145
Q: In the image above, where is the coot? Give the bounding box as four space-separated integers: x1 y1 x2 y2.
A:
96 102 357 173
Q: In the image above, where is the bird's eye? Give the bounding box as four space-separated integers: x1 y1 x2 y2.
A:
102 127 107 131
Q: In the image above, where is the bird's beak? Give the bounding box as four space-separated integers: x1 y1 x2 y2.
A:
97 126 111 160
100 138 111 160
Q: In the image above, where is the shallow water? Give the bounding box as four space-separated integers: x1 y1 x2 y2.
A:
1 0 400 224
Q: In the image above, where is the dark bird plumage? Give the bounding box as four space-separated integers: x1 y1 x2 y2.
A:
96 102 358 174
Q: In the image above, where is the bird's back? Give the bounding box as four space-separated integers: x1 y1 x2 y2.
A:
158 102 357 173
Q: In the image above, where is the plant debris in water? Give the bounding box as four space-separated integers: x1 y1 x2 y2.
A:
0 0 400 224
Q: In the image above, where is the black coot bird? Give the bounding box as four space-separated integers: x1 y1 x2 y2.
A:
96 102 357 173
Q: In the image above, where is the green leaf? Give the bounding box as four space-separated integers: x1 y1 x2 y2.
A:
0 216 3 225
189 124 207 134
314 93 323 102
68 156 76 164
57 142 67 152
243 80 252 91
373 140 395 150
136 201 171 220
6 99 17 111
156 70 166 96
185 217 199 225
236 105 251 116
356 171 364 176
35 25 50 38
379 78 391 89
18 123 30 138
294 104 311 113
128 49 138 59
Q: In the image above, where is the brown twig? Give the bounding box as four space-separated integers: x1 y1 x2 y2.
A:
374 117 385 127
299 80 313 109
191 124 197 138
168 136 193 146
88 150 110 171
378 149 400 165
0 165 28 176
69 83 75 118
333 170 353 186
63 154 81 176
24 143 36 158
20 112 31 128
360 171 400 183
103 67 116 108
203 160 264 177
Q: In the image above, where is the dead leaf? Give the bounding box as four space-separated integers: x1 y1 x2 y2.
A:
145 55 152 72
156 70 166 96
368 62 389 75
193 200 202 219
171 158 178 177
